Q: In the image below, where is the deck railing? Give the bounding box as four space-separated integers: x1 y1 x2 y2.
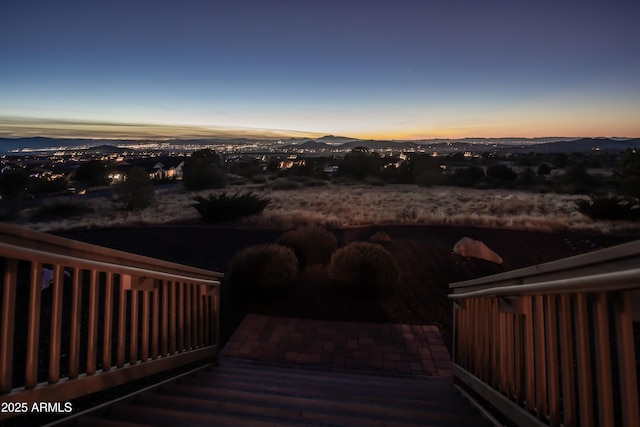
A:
450 240 640 427
0 223 222 421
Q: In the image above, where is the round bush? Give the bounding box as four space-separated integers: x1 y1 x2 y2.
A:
328 242 400 298
276 227 338 267
226 244 298 299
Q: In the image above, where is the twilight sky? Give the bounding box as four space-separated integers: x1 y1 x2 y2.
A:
1 0 639 140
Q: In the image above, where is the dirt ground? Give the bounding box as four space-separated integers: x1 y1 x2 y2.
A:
57 224 636 351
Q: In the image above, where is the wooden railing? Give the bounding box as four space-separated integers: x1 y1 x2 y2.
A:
450 240 640 427
0 223 222 421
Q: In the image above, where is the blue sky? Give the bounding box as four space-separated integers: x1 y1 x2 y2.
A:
1 0 639 140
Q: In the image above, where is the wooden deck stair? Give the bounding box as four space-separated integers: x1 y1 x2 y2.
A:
66 360 491 427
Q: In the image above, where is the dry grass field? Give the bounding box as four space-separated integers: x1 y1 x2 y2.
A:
21 183 640 234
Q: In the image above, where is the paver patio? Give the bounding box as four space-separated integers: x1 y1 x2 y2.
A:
221 314 453 378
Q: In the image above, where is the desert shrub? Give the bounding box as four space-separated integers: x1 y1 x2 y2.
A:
115 167 155 211
183 149 227 190
226 244 298 299
74 160 110 188
516 168 537 188
275 227 338 267
328 242 399 298
192 192 269 223
576 194 640 221
452 166 485 187
537 163 552 176
486 164 517 181
30 199 93 221
29 176 69 195
554 163 598 194
0 169 29 199
337 147 382 180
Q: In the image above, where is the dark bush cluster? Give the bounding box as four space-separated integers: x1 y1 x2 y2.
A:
30 200 93 221
226 244 298 299
276 227 338 267
192 192 270 223
328 242 399 298
576 195 640 221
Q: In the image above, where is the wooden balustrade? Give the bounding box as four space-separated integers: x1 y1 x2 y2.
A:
0 224 222 421
450 240 640 427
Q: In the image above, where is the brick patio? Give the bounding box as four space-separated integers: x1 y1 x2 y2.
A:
220 314 453 378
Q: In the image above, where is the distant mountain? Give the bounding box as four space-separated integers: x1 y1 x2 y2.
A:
1 135 638 155
286 140 334 150
0 137 135 153
316 135 359 144
528 137 640 153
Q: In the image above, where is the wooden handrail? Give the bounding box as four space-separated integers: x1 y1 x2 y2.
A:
449 267 640 299
450 240 640 427
0 223 223 281
0 224 222 421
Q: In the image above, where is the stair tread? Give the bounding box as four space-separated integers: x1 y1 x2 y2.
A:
168 378 466 407
70 362 490 427
148 384 481 419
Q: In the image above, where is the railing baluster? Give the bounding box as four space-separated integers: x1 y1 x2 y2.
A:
612 291 640 427
558 294 576 427
545 295 561 426
491 298 499 388
213 286 220 355
473 299 479 376
203 289 210 346
169 281 177 354
514 298 524 404
69 267 82 379
25 261 42 389
130 289 139 364
594 292 614 427
522 295 535 413
87 270 99 375
152 282 160 359
49 265 65 383
193 285 199 348
185 283 192 350
141 290 150 362
117 284 127 368
575 293 594 427
103 272 114 371
499 311 507 393
162 280 169 356
0 259 18 393
506 312 515 400
177 282 184 352
533 295 547 419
